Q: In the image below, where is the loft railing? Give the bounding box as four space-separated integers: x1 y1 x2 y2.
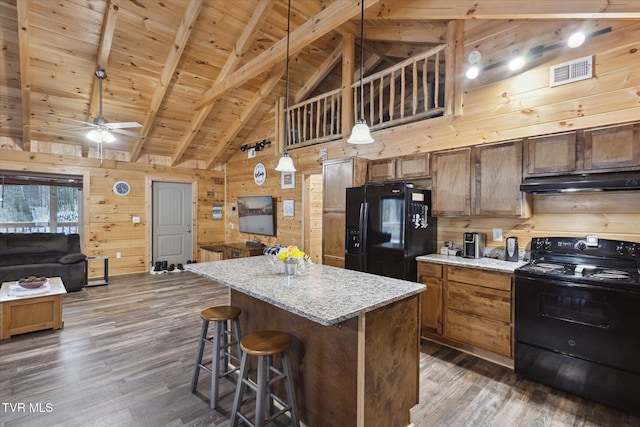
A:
285 44 446 150
286 88 343 149
0 222 80 234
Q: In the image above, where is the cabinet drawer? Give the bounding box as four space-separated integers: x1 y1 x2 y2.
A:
447 266 511 291
447 281 511 323
418 262 442 279
446 309 511 357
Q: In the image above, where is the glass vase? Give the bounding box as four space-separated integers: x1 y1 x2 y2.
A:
284 259 298 276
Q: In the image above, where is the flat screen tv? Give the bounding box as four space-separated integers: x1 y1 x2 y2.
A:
237 195 276 237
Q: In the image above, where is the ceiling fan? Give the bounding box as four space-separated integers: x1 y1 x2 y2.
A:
50 69 142 143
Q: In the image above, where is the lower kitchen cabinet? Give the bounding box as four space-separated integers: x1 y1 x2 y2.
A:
418 261 514 365
418 262 443 335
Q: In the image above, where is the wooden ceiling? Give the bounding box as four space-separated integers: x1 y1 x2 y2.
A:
1 0 639 169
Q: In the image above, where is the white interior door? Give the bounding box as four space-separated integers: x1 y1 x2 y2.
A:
152 182 193 265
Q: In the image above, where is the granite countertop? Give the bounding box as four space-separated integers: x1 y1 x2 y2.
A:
416 254 528 273
185 256 425 326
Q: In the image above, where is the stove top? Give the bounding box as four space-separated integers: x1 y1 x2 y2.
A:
516 237 640 289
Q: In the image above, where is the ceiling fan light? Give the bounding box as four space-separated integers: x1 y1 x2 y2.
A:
87 129 115 143
347 120 374 144
275 152 296 172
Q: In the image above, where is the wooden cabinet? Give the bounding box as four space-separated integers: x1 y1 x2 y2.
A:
444 266 513 358
322 157 367 267
432 142 530 218
431 148 471 216
367 154 430 182
418 261 514 364
417 262 443 335
524 132 577 177
524 122 640 177
584 123 640 171
368 158 396 182
199 243 262 261
474 140 531 217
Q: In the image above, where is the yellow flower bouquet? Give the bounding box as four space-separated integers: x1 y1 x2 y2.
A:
277 245 307 262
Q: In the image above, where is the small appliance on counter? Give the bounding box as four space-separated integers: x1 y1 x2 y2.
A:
463 232 485 259
505 236 519 261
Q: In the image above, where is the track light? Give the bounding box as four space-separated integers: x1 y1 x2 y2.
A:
240 140 271 153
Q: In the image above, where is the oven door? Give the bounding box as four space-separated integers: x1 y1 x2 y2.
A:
515 275 640 374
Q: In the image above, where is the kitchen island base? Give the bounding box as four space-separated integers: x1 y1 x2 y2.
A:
231 290 420 427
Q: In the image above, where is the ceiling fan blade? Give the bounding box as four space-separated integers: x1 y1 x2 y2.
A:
62 126 97 131
107 121 143 129
47 113 93 126
110 128 142 137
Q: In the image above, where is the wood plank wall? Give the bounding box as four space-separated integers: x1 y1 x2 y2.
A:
3 18 640 277
224 18 640 252
0 150 225 278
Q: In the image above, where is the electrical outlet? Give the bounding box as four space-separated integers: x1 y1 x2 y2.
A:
116 252 121 258
248 148 256 158
492 228 503 242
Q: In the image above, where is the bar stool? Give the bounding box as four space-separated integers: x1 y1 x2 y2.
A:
230 330 300 427
190 305 242 408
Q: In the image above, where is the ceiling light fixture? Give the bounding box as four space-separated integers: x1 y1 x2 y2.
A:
347 0 374 145
567 31 586 48
466 50 481 80
509 50 525 71
87 128 116 143
275 0 296 173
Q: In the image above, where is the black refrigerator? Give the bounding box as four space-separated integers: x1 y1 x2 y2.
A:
345 182 437 282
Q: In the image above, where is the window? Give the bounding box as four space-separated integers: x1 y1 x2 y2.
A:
0 171 82 234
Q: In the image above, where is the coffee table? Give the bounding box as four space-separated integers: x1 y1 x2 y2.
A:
0 277 66 340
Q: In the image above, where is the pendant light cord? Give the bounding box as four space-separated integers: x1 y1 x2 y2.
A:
284 0 291 153
359 0 365 121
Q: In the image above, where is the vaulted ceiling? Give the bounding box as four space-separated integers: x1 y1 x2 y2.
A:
1 0 639 169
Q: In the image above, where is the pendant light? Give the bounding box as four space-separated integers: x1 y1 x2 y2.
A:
275 0 296 172
347 0 374 145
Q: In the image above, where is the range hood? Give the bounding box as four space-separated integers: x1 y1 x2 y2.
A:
520 171 640 194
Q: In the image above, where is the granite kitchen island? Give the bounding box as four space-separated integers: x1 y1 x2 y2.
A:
186 255 425 427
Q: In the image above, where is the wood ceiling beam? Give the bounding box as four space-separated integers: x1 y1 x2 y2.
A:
294 40 343 104
16 0 31 151
363 22 447 43
172 0 276 166
194 0 382 111
88 0 120 123
205 62 286 168
129 0 203 162
374 0 640 20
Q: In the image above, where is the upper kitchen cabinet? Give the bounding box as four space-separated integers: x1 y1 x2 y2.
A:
523 132 577 177
474 141 531 217
432 143 531 218
584 122 640 172
432 148 472 216
367 153 430 182
322 157 367 267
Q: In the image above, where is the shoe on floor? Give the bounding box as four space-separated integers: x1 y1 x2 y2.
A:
161 260 168 272
169 264 181 273
177 263 185 272
151 261 163 274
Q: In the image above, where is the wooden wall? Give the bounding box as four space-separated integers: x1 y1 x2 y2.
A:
224 18 640 252
0 150 225 279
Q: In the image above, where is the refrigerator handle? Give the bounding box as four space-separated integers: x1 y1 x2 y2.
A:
360 202 369 271
358 202 365 255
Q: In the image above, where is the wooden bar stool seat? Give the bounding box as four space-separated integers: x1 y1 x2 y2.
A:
190 305 242 408
230 330 300 427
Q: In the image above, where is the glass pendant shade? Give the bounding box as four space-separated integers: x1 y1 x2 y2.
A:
87 128 115 143
347 120 374 145
275 152 296 172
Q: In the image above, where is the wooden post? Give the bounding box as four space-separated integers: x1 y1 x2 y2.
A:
342 32 355 139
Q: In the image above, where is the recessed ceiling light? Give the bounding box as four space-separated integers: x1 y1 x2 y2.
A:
509 50 525 71
466 66 479 79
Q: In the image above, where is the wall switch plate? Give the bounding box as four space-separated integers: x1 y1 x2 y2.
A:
132 216 140 223
116 252 121 258
492 228 503 241
248 148 256 158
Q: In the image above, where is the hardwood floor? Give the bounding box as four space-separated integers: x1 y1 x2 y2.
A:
1 272 638 426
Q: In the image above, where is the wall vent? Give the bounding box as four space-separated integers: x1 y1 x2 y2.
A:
550 56 593 87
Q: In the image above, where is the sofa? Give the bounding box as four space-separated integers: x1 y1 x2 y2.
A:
0 233 87 292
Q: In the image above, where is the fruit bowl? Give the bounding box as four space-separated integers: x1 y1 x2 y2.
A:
17 276 48 289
